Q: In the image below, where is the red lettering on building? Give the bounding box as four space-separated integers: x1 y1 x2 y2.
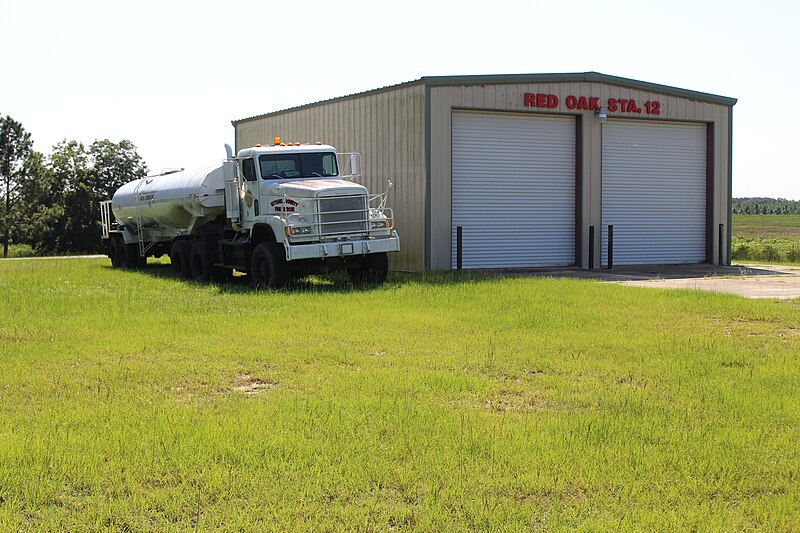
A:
523 94 660 115
535 93 546 107
565 95 577 109
524 93 559 109
524 93 535 107
645 101 661 115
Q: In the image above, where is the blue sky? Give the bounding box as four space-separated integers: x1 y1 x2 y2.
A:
2 0 798 199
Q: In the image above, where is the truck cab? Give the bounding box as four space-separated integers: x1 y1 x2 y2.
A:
218 140 399 287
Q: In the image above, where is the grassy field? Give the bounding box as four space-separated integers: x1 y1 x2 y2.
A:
732 214 800 264
1 258 799 530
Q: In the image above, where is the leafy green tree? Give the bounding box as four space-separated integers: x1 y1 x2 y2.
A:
46 139 147 253
733 197 800 215
0 114 33 257
90 139 147 197
15 151 65 254
49 140 92 252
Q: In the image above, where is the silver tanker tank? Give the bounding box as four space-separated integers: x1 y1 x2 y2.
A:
111 166 225 231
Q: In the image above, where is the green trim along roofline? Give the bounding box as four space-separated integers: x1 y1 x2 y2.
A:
231 72 737 125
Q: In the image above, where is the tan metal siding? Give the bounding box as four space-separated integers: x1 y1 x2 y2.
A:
234 85 426 271
429 82 731 269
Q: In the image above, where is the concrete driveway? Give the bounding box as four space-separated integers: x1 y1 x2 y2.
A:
617 264 800 299
493 263 800 299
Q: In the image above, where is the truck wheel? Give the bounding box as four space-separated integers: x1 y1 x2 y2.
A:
125 243 141 268
170 240 193 279
108 237 121 268
250 242 289 289
118 241 129 268
190 240 213 282
117 242 138 269
348 252 389 285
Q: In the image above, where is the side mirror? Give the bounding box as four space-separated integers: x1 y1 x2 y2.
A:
348 154 361 176
339 152 363 181
223 160 237 183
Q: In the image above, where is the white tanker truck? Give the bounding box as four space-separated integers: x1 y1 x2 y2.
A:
100 139 400 288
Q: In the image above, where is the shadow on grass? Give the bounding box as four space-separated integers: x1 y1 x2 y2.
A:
102 259 504 295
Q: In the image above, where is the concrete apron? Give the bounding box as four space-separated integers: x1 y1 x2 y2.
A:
618 264 800 299
486 264 800 300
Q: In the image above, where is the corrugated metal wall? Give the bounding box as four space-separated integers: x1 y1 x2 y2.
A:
234 84 426 272
428 81 731 270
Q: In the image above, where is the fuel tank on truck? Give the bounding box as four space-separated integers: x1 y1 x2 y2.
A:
111 166 225 231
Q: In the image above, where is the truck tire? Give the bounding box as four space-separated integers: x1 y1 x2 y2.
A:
118 242 140 269
348 252 389 285
117 240 130 268
108 237 121 268
250 241 289 289
190 240 214 282
170 240 193 279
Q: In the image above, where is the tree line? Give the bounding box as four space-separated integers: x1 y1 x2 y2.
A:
733 197 800 215
0 113 147 257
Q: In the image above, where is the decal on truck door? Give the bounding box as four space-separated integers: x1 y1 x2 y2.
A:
271 198 298 213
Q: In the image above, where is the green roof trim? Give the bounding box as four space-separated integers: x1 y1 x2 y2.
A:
421 72 737 106
232 72 736 125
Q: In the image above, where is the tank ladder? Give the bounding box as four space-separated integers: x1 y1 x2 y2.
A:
99 200 112 239
132 179 156 258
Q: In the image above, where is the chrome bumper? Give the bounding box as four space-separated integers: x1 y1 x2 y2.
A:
283 232 400 261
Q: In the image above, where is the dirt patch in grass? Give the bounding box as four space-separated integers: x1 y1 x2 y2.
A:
233 373 279 395
722 319 800 338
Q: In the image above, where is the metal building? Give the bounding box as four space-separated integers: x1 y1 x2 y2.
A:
233 72 736 272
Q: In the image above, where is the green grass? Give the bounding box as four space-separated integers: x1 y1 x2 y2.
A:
732 214 800 264
733 214 800 239
1 258 799 530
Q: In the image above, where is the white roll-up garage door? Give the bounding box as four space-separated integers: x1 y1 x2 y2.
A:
451 111 576 268
602 120 707 266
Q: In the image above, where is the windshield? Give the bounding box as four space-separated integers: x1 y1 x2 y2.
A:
259 152 338 180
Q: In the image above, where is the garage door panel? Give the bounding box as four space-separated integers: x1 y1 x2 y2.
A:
602 120 707 266
452 111 576 269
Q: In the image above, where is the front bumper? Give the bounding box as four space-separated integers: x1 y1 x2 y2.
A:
283 232 400 261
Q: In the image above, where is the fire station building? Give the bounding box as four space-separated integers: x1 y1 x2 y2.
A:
233 72 736 272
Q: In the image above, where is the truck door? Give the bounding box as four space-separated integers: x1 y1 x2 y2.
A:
240 157 259 227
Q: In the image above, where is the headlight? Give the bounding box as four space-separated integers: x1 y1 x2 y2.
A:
285 225 313 237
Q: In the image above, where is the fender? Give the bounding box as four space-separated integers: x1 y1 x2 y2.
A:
250 217 285 245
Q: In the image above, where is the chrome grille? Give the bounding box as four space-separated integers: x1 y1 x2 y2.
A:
318 195 368 237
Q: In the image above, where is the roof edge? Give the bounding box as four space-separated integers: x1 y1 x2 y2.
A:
420 72 737 106
232 78 426 126
232 72 736 125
